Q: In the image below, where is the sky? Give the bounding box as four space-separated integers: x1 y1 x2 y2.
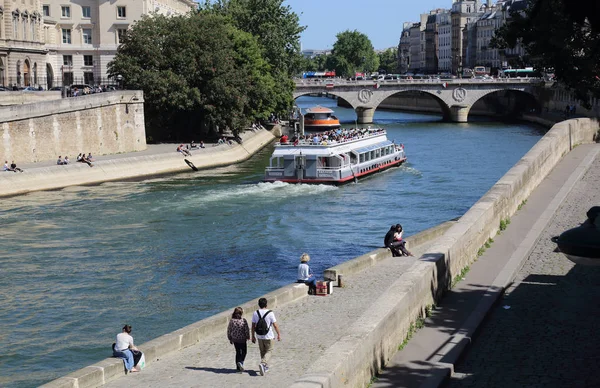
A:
284 0 451 51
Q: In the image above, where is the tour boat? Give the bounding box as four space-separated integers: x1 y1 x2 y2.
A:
303 106 341 130
264 127 406 184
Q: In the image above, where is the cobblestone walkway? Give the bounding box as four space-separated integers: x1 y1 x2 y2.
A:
103 242 435 388
446 152 600 388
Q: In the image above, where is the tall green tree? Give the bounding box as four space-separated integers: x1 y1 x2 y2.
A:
327 30 379 78
492 0 600 107
108 13 275 141
201 0 305 114
377 48 398 74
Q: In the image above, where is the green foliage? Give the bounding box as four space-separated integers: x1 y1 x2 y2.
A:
327 30 379 78
499 217 511 231
491 0 600 108
108 13 280 140
377 48 398 74
478 247 486 257
452 265 471 288
202 0 305 114
397 304 434 351
517 199 528 211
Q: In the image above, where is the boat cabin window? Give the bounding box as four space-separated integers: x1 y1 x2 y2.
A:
350 153 358 164
375 149 381 158
370 151 375 160
360 153 365 163
271 156 284 168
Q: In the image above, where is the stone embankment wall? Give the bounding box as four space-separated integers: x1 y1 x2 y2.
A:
0 128 275 197
1 91 146 164
0 90 62 106
289 118 599 388
40 220 453 388
41 118 599 388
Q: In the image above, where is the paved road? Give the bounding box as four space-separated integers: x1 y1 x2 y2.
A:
445 150 600 387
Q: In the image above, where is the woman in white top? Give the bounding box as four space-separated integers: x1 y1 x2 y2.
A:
113 325 140 373
297 253 317 295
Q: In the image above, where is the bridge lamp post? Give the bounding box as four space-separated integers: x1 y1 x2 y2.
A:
552 206 600 266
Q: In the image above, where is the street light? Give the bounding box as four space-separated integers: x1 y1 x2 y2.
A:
116 74 123 90
552 206 600 266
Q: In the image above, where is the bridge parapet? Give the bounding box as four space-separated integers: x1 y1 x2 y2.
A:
293 78 546 123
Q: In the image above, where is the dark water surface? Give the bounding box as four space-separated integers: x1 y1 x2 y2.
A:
0 96 545 386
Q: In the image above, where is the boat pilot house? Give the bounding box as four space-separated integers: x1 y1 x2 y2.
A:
264 128 406 184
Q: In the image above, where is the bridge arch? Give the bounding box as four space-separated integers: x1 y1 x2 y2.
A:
467 88 542 119
293 79 544 123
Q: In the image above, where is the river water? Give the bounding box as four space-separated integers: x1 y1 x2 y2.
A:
0 96 545 387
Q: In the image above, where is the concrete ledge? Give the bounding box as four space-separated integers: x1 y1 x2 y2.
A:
291 118 599 388
323 220 456 283
0 129 276 197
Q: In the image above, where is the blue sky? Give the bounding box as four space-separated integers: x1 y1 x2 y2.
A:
284 0 451 50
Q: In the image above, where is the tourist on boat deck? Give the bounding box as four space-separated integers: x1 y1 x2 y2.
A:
297 253 317 295
280 134 288 144
392 224 413 257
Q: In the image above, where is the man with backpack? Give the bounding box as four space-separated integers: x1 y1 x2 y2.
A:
251 298 281 376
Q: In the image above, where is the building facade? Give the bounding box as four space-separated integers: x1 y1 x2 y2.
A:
451 0 483 75
43 0 195 88
437 10 452 73
397 22 411 74
0 0 46 88
408 22 422 73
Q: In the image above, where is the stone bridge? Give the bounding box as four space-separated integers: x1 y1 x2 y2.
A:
293 78 546 123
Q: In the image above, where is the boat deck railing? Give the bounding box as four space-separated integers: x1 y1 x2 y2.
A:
276 128 386 147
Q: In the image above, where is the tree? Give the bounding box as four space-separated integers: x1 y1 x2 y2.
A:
378 48 398 74
327 30 379 78
492 0 600 107
108 13 276 141
200 0 306 115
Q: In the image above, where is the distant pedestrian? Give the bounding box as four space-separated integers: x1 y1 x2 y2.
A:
227 307 250 373
10 161 23 173
251 298 281 376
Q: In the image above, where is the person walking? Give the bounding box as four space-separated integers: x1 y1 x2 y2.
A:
227 307 250 373
251 298 281 376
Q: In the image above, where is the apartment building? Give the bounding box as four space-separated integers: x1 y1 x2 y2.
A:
408 22 422 73
437 10 452 73
43 0 195 88
0 0 46 88
398 23 411 74
451 0 483 74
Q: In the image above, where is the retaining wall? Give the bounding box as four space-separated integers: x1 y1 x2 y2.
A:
0 129 275 197
290 118 599 388
39 118 599 388
40 223 447 388
0 90 62 106
1 91 146 163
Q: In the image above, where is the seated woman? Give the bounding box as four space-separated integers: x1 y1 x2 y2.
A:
297 253 317 295
113 324 142 373
392 224 413 256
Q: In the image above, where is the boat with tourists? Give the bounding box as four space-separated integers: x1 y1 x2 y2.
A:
303 105 341 130
264 127 407 184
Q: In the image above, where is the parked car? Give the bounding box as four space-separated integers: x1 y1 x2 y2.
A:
23 86 40 91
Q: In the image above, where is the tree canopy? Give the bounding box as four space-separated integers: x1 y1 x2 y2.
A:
200 0 306 113
108 13 278 141
326 30 379 78
377 48 398 75
492 0 600 107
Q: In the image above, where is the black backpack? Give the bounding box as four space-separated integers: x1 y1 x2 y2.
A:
255 310 272 335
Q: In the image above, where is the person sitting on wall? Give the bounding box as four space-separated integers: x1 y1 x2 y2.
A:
392 224 413 257
384 225 402 257
189 140 198 149
10 161 23 173
57 156 64 165
199 141 205 148
64 156 70 165
87 153 94 162
177 144 191 157
4 160 14 172
297 253 317 295
77 153 93 167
